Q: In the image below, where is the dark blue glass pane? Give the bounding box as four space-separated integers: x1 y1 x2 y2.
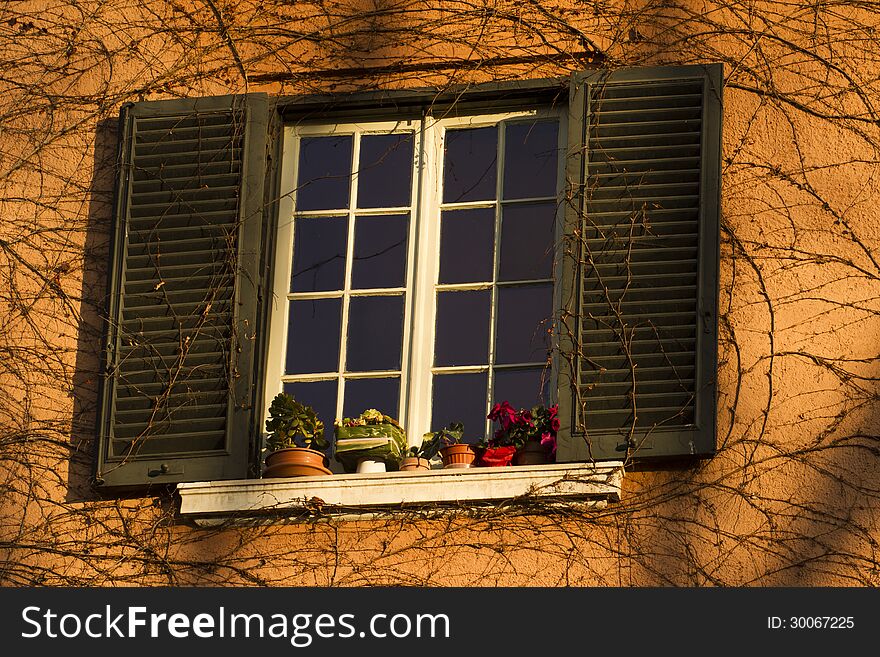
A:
493 368 548 410
431 372 488 443
503 121 559 200
439 208 494 284
357 133 414 208
352 214 408 289
443 127 497 203
346 295 404 371
283 380 338 439
296 135 353 211
291 215 347 292
499 202 555 281
495 284 553 364
434 290 490 366
285 298 341 374
343 377 400 419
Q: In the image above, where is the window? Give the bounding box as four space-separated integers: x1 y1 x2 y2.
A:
265 111 565 450
95 65 721 489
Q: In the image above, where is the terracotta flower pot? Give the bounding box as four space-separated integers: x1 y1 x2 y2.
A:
399 456 430 471
514 439 552 466
479 445 517 467
440 444 477 469
263 447 332 478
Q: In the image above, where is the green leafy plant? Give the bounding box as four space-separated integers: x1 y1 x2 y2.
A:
408 432 442 460
264 392 328 453
333 408 408 470
335 408 401 429
432 421 464 446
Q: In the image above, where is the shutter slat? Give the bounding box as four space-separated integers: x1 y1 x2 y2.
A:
130 185 242 203
135 112 238 131
132 147 243 169
129 225 231 244
133 161 242 182
129 199 239 218
132 174 243 194
580 365 696 381
111 433 227 456
591 117 701 136
135 123 239 143
114 417 227 438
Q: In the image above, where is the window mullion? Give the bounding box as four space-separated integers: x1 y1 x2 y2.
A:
336 132 361 422
264 128 299 421
484 121 506 439
405 117 441 445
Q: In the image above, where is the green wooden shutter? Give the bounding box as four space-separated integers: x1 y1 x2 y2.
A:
557 64 722 462
95 94 269 488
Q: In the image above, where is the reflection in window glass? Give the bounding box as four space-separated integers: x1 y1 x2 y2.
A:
286 298 342 374
498 202 555 282
439 208 495 284
347 295 405 371
443 127 497 203
503 121 559 200
296 136 352 211
357 133 414 208
495 284 553 364
352 214 408 289
434 290 490 367
431 372 488 442
493 368 548 410
344 377 400 418
291 215 347 292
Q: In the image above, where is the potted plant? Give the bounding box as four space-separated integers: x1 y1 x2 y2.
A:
400 432 442 471
334 409 408 473
263 392 332 478
478 401 558 466
434 422 477 469
514 403 558 465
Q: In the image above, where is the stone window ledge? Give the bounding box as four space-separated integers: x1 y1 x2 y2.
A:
177 462 624 525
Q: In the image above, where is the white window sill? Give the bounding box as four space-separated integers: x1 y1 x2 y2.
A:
177 461 624 525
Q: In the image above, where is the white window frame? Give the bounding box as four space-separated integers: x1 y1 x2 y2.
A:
266 108 567 449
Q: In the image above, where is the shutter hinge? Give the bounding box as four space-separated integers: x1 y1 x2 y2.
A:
702 310 713 334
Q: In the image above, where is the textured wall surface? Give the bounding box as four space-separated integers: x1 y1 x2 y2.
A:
2 0 880 586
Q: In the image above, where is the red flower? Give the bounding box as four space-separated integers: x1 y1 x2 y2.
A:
540 431 557 455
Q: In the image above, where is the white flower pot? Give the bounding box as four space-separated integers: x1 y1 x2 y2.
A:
356 457 386 473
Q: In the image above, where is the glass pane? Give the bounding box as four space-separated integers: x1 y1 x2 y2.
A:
495 284 553 364
283 380 338 439
357 133 414 208
443 127 497 203
343 377 400 419
352 214 408 289
286 298 341 374
439 208 494 284
498 202 555 281
434 289 490 367
291 215 347 292
346 295 404 371
431 372 488 443
296 136 353 211
493 368 548 410
503 121 559 200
